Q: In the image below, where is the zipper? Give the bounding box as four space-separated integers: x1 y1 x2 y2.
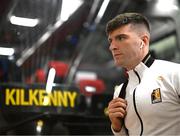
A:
133 70 143 136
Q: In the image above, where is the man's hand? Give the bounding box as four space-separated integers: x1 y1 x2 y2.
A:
108 98 127 132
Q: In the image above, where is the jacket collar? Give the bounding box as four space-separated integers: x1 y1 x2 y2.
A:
127 53 155 81
142 52 154 68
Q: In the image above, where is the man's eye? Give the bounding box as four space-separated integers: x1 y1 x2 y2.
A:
117 36 125 41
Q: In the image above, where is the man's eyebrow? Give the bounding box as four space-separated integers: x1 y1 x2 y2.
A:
108 34 127 42
114 34 127 39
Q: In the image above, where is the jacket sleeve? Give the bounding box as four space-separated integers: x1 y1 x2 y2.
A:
159 61 180 98
175 69 180 96
171 63 180 97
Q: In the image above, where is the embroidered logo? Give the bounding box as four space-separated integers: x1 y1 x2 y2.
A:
151 88 162 104
157 76 164 81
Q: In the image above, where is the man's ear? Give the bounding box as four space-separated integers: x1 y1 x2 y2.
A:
141 34 149 47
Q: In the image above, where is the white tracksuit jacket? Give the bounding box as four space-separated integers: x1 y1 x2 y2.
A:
112 59 180 135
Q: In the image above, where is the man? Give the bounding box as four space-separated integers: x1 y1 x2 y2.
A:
106 12 180 135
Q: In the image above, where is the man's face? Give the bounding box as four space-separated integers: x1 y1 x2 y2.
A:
108 24 143 70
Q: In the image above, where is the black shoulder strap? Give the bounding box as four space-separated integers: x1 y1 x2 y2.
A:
118 77 129 134
118 78 128 99
118 68 129 98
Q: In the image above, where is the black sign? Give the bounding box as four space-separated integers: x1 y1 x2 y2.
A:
0 83 83 115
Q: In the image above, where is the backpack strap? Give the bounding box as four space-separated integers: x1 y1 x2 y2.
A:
118 78 128 99
118 74 129 134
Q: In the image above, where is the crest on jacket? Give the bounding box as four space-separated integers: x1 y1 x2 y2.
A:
151 88 162 104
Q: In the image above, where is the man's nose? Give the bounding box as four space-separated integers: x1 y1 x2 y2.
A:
109 42 117 51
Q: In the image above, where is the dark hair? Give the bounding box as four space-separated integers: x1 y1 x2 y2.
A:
106 12 150 34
